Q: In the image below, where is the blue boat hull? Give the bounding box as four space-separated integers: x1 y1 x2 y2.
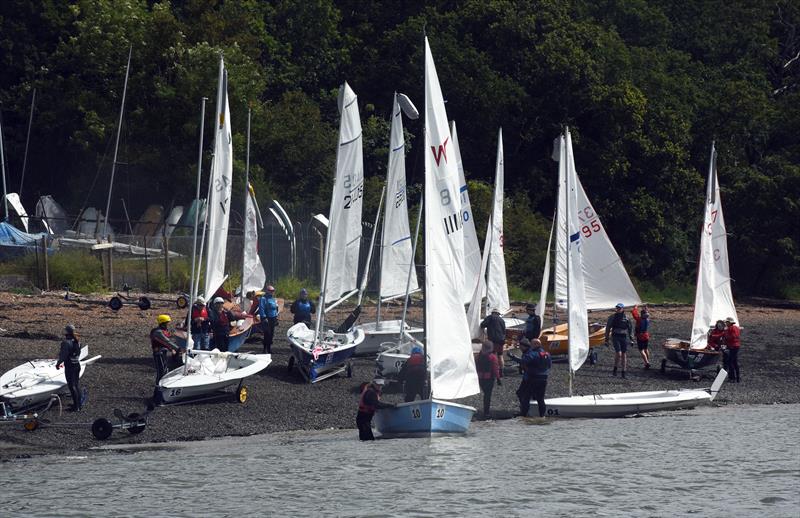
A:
374 399 476 438
289 342 357 382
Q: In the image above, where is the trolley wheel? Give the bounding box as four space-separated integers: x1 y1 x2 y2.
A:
346 361 353 378
287 356 295 373
127 413 146 434
660 359 667 374
176 295 189 309
92 418 114 440
24 419 39 431
109 296 123 311
137 296 152 311
237 385 248 404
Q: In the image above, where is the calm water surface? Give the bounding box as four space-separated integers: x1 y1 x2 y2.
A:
2 404 798 517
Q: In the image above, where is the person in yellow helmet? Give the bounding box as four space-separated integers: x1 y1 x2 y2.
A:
150 314 183 383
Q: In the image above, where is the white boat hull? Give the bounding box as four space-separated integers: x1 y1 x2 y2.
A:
540 389 713 418
286 323 363 383
157 351 271 403
354 319 423 356
0 347 90 410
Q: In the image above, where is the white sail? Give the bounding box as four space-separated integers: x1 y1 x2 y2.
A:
380 93 418 299
485 129 510 315
689 143 738 348
243 184 266 301
324 82 364 303
35 195 68 235
554 140 640 310
564 130 590 373
203 57 233 299
537 217 554 318
452 121 482 304
466 224 489 339
3 193 29 232
424 38 479 400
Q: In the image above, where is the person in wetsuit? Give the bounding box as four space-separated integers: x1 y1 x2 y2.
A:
480 308 507 374
56 324 83 411
509 338 551 417
356 382 395 441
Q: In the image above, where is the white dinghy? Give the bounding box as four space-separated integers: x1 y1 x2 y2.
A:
0 346 101 410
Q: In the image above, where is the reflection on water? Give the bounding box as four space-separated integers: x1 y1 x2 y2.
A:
2 405 799 517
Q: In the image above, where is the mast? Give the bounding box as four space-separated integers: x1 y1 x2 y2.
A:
18 88 36 196
399 194 423 341
102 45 132 240
0 113 7 221
564 128 574 397
358 186 384 306
240 106 251 305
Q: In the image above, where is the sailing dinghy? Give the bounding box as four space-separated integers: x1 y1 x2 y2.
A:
374 37 478 437
0 346 101 410
286 82 365 382
354 93 423 355
532 129 725 418
661 143 734 376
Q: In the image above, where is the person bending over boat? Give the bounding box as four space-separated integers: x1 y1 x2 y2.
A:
209 297 248 353
190 296 211 350
509 338 551 417
150 315 184 384
476 341 501 419
605 303 633 378
246 290 264 316
480 308 507 374
631 305 651 369
398 346 427 402
257 285 280 354
290 288 315 326
524 303 541 340
724 317 741 383
357 381 395 441
56 324 83 411
707 320 726 351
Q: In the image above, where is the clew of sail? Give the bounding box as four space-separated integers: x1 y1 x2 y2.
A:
424 37 479 400
324 82 364 303
452 121 482 304
689 143 738 348
204 58 233 300
380 93 418 299
564 130 590 373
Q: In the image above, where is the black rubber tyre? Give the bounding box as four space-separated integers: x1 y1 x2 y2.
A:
287 356 295 373
127 413 146 434
137 297 151 311
176 295 189 309
92 418 114 440
660 359 667 374
346 361 353 378
109 297 123 311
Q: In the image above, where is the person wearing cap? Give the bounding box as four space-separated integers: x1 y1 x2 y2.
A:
524 303 542 340
475 340 501 418
631 304 651 369
398 345 427 402
605 303 633 378
724 317 741 382
56 324 83 411
208 297 248 352
480 308 507 374
356 381 395 441
190 296 211 350
290 288 316 326
257 285 280 354
509 338 551 417
150 315 183 383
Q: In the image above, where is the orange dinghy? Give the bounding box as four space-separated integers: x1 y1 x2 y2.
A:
538 322 606 356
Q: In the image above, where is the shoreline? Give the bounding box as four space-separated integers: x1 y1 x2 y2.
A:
1 291 798 460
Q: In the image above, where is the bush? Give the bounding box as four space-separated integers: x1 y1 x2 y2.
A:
274 276 320 302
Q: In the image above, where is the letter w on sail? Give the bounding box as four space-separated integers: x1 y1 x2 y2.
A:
430 137 449 166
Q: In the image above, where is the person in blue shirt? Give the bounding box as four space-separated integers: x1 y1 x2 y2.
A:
509 338 551 417
524 303 542 340
290 288 316 326
257 285 280 354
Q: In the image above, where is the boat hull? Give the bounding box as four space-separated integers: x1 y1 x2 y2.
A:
0 347 89 410
156 351 271 404
374 399 476 437
539 322 606 356
286 323 363 383
355 320 423 356
662 338 721 371
540 389 712 418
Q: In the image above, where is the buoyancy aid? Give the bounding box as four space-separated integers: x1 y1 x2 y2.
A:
725 325 741 348
358 386 379 414
708 329 725 349
611 312 630 334
406 352 425 367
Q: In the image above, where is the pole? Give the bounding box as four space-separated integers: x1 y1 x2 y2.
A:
42 236 49 291
163 223 170 293
103 45 132 240
564 128 573 397
399 193 423 342
0 113 8 220
19 88 36 195
358 186 384 306
240 106 251 306
144 234 150 292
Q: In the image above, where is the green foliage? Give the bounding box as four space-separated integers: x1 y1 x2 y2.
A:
0 250 104 293
274 276 320 302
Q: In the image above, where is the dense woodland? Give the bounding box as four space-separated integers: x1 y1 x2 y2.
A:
0 1 798 297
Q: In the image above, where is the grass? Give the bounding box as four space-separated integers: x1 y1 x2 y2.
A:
0 250 104 293
274 276 320 301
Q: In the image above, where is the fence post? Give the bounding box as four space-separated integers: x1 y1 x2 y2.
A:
144 234 150 292
108 248 114 289
41 236 49 291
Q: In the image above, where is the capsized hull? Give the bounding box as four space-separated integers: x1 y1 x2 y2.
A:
157 351 271 403
287 323 362 383
540 389 713 418
0 347 90 410
375 398 476 437
539 322 606 356
662 338 721 370
354 319 423 356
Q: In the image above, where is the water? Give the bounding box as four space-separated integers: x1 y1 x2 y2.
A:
3 404 798 517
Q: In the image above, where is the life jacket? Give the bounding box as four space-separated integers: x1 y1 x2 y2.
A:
210 309 233 335
611 312 629 333
294 300 312 316
725 325 741 348
150 327 174 352
708 329 725 349
259 295 279 319
406 352 425 368
358 386 378 414
526 347 551 378
67 338 81 363
476 352 496 379
191 304 210 332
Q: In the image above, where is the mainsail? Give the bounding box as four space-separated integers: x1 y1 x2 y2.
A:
452 121 482 304
242 184 266 300
324 82 364 303
379 93 418 299
689 143 738 348
424 37 479 400
203 57 233 299
485 129 510 315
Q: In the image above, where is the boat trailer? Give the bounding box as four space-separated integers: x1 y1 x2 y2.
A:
0 395 62 431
